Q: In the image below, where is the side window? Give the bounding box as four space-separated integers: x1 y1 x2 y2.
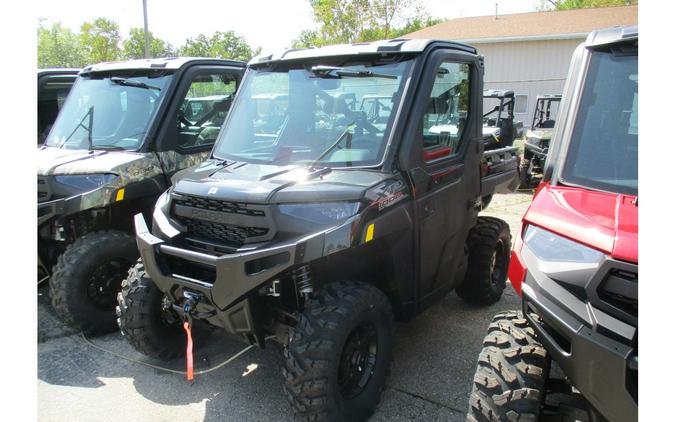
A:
176 72 237 149
421 62 470 160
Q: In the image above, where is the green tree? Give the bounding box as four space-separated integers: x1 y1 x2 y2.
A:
180 31 260 62
123 28 176 59
293 0 434 48
539 0 637 10
37 20 87 68
79 18 122 63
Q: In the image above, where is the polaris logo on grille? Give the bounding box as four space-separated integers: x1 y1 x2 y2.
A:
188 208 231 224
207 187 218 195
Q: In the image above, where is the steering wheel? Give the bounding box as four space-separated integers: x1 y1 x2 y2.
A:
180 116 194 128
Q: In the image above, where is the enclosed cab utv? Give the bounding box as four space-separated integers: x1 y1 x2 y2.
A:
38 69 79 144
38 57 244 334
482 89 524 150
117 39 519 421
519 94 562 187
467 26 637 422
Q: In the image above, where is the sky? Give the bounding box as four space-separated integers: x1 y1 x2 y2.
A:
36 0 541 54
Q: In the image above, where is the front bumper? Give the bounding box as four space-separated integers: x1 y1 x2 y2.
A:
135 213 351 336
38 195 82 226
520 253 638 422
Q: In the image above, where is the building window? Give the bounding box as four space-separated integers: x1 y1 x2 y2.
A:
514 94 528 114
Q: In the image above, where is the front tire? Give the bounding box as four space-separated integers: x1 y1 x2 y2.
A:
116 260 186 360
467 311 549 421
50 230 138 335
283 281 394 421
456 217 511 306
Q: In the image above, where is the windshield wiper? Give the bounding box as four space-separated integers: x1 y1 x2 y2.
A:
58 106 94 150
310 65 396 80
309 123 356 166
111 77 161 91
91 145 125 151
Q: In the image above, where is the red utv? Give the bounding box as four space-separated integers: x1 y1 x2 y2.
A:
467 26 638 422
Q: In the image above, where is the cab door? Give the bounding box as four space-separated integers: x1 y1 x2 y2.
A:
401 50 483 312
154 66 242 176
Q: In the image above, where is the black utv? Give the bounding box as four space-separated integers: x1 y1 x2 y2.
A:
482 89 524 150
38 68 79 144
117 39 519 421
38 57 244 334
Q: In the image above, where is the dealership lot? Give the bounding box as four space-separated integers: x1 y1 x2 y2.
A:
38 192 532 422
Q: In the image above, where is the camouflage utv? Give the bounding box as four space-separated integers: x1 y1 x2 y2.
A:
38 57 244 334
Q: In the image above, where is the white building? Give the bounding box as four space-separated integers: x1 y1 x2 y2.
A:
405 5 637 128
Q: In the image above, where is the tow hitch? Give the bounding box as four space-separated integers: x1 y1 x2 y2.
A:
175 291 205 382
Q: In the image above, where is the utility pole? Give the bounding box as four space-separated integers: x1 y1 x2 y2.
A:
143 0 150 58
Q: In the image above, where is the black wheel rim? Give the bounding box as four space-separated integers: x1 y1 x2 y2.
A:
490 240 508 287
86 258 131 310
337 321 378 400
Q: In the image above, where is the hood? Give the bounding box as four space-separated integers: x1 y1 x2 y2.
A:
525 183 637 263
172 159 390 204
37 146 149 176
482 126 500 137
526 128 554 141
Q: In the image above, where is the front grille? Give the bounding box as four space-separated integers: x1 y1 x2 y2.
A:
184 219 268 247
173 196 265 217
171 194 272 249
38 177 51 203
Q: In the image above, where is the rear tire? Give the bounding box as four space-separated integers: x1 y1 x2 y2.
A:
467 311 549 421
50 230 138 335
283 281 394 421
456 217 511 306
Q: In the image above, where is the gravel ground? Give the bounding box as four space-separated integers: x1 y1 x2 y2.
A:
38 192 534 422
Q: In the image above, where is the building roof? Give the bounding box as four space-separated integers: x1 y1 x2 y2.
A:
404 5 637 44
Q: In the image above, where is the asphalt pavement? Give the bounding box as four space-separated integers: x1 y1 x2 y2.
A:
38 192 533 422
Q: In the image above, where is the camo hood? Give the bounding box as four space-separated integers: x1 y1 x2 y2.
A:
37 147 161 177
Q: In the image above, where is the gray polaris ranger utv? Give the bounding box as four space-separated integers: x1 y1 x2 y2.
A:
117 39 519 420
38 68 79 144
38 57 244 334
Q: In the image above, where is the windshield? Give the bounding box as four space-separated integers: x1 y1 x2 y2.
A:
532 98 561 128
483 97 506 125
561 45 638 196
212 59 413 167
44 71 174 150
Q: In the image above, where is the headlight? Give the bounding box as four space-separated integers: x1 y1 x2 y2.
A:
523 225 604 264
53 174 118 192
278 202 359 225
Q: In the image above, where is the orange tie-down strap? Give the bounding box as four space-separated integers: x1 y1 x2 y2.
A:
183 321 194 381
